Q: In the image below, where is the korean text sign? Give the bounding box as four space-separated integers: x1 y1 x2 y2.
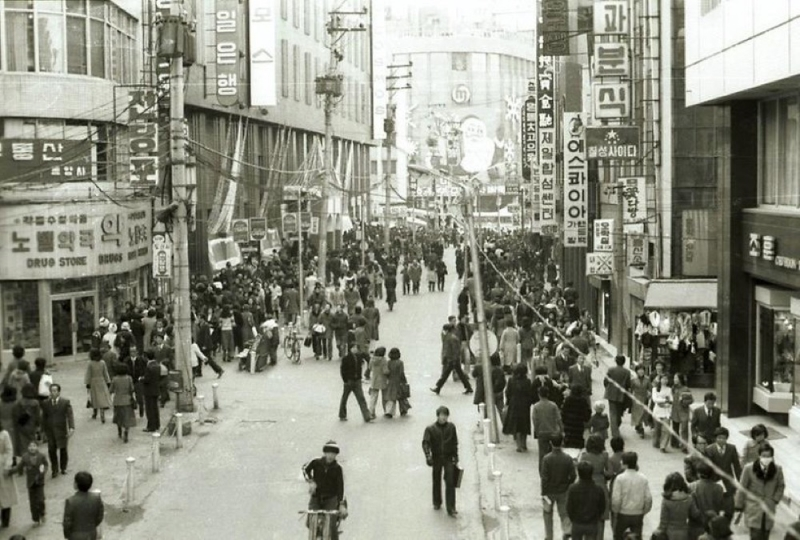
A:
216 0 241 106
563 113 588 247
620 176 646 232
538 56 557 231
128 89 159 185
0 139 92 182
0 201 152 280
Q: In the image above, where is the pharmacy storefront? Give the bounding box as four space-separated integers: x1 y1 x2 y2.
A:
0 201 152 362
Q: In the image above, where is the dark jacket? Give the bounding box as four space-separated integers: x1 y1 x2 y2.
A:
422 421 458 464
503 376 533 436
13 450 48 488
441 333 461 365
472 365 506 406
41 397 74 448
603 365 631 404
541 447 576 496
704 443 741 493
142 360 162 397
690 406 722 442
340 353 363 383
63 491 105 540
303 457 344 504
567 479 606 524
561 394 591 449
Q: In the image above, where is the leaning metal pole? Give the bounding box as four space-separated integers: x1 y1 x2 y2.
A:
465 190 500 443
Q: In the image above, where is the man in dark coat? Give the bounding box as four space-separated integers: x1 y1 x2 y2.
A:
422 406 460 517
303 440 346 540
691 392 722 442
704 426 741 519
130 345 148 418
604 355 632 439
567 356 593 404
41 383 75 477
430 324 473 395
141 352 162 432
63 471 104 540
339 340 372 423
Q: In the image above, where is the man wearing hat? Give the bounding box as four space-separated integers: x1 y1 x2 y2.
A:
422 406 460 517
303 440 346 539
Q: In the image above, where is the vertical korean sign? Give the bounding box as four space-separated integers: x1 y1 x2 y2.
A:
153 0 172 119
249 0 277 106
540 0 569 56
521 82 539 230
538 56 557 234
215 0 240 106
620 176 646 233
128 89 159 185
563 113 588 247
592 0 630 121
371 0 388 140
593 219 613 252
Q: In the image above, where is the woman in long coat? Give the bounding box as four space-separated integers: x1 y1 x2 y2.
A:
362 300 381 342
503 363 533 452
630 364 651 437
0 420 19 527
0 387 17 458
734 442 785 538
368 348 389 419
384 348 410 417
85 348 112 423
12 384 41 457
110 364 137 442
561 384 591 449
499 322 520 370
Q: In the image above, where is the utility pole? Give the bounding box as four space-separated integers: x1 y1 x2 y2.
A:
159 3 193 412
613 181 625 354
297 190 304 326
382 62 412 250
316 8 367 283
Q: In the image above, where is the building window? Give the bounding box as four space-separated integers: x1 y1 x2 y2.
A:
293 0 300 28
280 39 289 97
2 282 40 350
757 306 794 394
280 0 288 20
304 0 310 35
760 96 800 208
304 52 312 105
293 45 300 101
2 1 135 82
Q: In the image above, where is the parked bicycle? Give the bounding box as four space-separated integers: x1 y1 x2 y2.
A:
283 322 302 364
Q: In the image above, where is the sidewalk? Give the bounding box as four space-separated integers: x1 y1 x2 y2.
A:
3 358 222 539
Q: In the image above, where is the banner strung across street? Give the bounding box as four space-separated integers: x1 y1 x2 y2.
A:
563 112 588 247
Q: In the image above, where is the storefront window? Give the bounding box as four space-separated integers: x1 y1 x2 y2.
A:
2 282 40 350
758 306 794 393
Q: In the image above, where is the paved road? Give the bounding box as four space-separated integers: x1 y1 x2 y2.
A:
110 249 485 539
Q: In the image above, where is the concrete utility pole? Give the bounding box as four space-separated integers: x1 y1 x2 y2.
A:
613 181 625 354
316 8 367 283
160 3 193 412
383 62 412 251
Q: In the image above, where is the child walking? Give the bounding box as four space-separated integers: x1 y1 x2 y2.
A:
13 441 48 526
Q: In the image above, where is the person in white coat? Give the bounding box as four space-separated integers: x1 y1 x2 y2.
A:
0 422 19 527
368 348 389 419
651 374 673 452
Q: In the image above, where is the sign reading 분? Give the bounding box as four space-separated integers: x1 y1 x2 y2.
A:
231 218 250 243
0 139 93 182
593 42 630 78
128 89 159 185
593 83 630 120
620 177 646 232
563 113 588 247
627 234 646 267
586 127 639 160
215 0 241 106
586 253 613 276
249 217 267 241
593 219 613 252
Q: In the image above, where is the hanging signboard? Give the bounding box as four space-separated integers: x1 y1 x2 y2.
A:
128 88 159 185
231 218 250 243
540 0 570 56
0 139 93 183
249 217 267 240
586 127 640 160
310 216 320 235
538 56 557 234
215 0 241 106
593 83 630 120
282 213 298 235
249 0 277 106
593 42 630 78
586 253 613 276
627 234 647 267
594 0 629 35
563 112 588 247
521 96 537 181
594 219 613 252
620 176 646 232
152 234 173 279
371 0 388 139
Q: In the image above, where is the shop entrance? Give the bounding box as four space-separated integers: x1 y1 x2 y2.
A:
51 294 97 359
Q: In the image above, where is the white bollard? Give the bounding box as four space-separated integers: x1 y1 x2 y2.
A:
124 457 135 509
197 395 206 424
151 433 161 473
212 383 220 410
175 413 184 449
493 470 503 510
488 443 497 479
499 505 511 540
482 418 491 454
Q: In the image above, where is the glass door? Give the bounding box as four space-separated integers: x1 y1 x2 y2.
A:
52 299 74 357
74 295 96 355
51 294 97 359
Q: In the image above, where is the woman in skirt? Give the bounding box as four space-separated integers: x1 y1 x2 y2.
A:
110 364 137 442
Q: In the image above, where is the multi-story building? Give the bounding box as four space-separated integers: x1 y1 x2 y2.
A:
685 1 800 428
0 0 152 362
371 2 537 227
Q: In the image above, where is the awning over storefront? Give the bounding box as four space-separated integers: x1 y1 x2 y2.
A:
643 279 718 310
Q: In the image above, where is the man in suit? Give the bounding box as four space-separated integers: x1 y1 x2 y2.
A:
63 471 104 540
704 427 741 519
568 355 593 405
41 383 75 477
691 392 722 442
604 355 632 439
141 351 162 432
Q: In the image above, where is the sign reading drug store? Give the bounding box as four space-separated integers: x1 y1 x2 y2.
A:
0 201 151 280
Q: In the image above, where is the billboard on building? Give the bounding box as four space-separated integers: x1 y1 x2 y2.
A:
540 0 570 56
215 0 241 106
538 56 557 234
593 219 613 252
563 113 588 247
594 0 629 35
371 0 388 140
128 89 159 185
249 0 277 106
620 176 646 233
586 126 639 160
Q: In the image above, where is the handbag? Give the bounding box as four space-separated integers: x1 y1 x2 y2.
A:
303 335 312 348
401 382 411 398
86 398 92 409
454 465 464 489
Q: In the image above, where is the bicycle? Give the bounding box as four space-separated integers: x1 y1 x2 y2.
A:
300 509 341 540
283 323 302 364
